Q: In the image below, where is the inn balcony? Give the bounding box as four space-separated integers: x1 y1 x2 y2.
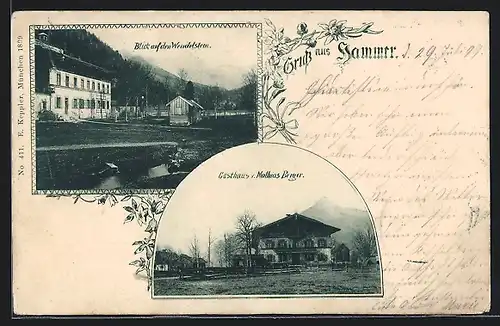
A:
268 247 327 253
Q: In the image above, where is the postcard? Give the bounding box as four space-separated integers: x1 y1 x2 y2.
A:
11 11 490 315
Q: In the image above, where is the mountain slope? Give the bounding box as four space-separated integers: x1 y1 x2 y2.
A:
300 197 374 249
124 54 252 109
125 54 209 89
35 29 256 110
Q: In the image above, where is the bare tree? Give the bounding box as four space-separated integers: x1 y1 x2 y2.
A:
239 68 258 125
214 233 242 267
178 68 189 81
189 235 201 268
214 240 225 267
234 210 261 272
351 223 377 268
242 68 257 87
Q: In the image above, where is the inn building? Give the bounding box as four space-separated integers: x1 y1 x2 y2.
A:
34 32 113 121
252 213 341 266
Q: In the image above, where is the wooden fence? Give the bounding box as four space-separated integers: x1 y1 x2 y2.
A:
202 110 254 117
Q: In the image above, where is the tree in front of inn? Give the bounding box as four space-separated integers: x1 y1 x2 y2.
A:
234 210 261 274
351 222 377 269
214 233 240 268
189 234 201 269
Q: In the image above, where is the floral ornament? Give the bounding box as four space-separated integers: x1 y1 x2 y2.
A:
318 19 383 45
47 191 173 291
262 74 299 144
296 22 308 36
261 18 382 144
47 193 120 206
264 26 293 57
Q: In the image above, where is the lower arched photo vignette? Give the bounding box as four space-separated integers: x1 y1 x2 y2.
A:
152 142 383 298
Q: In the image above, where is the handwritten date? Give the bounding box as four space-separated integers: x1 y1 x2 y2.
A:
400 43 484 67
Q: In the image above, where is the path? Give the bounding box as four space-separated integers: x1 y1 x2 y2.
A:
80 119 213 131
36 141 178 152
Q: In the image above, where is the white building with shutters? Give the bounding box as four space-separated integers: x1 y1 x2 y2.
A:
34 32 113 121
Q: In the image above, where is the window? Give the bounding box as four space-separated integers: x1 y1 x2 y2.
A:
318 253 328 261
92 81 95 90
42 100 47 110
98 83 101 91
64 97 69 114
81 78 85 89
106 85 109 93
73 99 78 109
266 255 275 262
74 77 78 88
87 99 90 108
56 73 61 85
278 254 287 262
265 240 274 249
91 99 95 109
305 253 315 261
65 75 69 87
317 239 327 248
79 99 84 109
277 240 287 248
87 80 90 89
56 97 61 108
107 101 110 110
304 239 314 248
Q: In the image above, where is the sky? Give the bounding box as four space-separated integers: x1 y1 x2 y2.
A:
155 143 369 256
89 27 258 89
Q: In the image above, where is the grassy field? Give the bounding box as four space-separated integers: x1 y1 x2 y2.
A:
36 119 256 190
153 269 382 296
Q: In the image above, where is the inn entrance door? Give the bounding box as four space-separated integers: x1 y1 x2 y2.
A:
292 253 300 265
64 97 69 115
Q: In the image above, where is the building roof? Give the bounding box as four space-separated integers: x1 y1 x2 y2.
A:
332 243 350 254
35 41 113 82
254 213 341 240
166 96 205 110
188 99 205 110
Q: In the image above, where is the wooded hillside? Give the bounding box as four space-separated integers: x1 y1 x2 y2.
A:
35 29 257 111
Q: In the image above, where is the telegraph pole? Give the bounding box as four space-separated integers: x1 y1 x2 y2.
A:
136 97 139 119
207 228 216 268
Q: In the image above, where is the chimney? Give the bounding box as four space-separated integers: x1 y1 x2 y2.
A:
38 32 49 42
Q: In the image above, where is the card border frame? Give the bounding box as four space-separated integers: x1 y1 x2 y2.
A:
29 22 264 196
150 142 384 300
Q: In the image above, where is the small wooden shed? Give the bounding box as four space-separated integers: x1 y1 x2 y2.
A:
332 243 350 263
166 95 204 126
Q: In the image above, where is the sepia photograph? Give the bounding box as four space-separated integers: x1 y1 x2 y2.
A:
152 143 382 297
32 25 259 193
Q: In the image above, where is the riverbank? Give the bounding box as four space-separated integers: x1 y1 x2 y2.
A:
35 121 256 191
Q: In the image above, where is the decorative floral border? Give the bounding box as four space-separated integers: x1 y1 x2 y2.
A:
30 22 263 196
260 19 382 144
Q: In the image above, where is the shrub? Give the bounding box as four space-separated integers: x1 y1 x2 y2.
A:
37 110 59 121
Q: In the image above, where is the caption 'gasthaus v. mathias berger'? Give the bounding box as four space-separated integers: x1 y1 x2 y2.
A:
218 170 305 181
